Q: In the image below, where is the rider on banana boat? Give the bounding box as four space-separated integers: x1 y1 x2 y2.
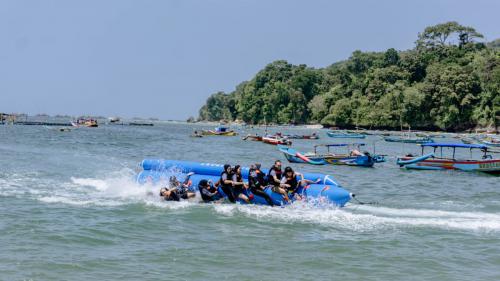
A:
198 179 222 203
280 166 320 200
232 165 251 203
267 160 289 202
169 173 196 199
220 164 236 203
248 163 275 206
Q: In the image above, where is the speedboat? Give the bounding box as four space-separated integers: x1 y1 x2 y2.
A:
396 143 500 174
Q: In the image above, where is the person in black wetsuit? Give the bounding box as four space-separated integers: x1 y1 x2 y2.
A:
198 179 221 203
280 166 320 200
169 174 196 200
220 164 236 203
232 165 250 203
267 160 289 202
248 163 275 206
159 187 180 201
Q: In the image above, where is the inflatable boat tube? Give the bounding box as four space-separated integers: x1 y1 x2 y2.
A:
138 160 352 207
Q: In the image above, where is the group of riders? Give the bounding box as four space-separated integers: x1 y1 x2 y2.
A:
159 160 320 206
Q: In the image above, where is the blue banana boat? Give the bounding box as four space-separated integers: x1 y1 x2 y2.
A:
137 159 353 207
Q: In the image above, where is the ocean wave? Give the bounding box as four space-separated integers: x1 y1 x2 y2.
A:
212 202 500 233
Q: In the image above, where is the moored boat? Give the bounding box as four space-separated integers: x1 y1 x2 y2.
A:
71 118 98 127
262 135 292 145
242 134 263 141
280 143 385 167
384 136 433 143
327 131 366 139
396 143 500 174
201 126 238 136
284 133 319 140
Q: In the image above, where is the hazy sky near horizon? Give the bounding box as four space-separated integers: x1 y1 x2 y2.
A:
1 0 499 120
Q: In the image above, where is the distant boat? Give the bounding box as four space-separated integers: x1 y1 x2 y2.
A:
384 136 433 144
283 133 319 140
201 126 237 136
327 131 366 139
396 143 500 174
72 118 98 127
480 137 500 147
242 134 263 141
262 135 292 145
108 117 121 123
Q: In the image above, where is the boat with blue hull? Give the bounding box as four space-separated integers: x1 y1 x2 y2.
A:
327 131 366 139
384 136 434 144
396 143 500 174
137 159 353 206
279 144 385 167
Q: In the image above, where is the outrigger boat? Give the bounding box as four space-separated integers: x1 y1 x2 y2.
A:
384 136 433 144
262 135 292 146
327 131 366 139
283 133 319 140
71 118 98 127
480 137 500 147
279 143 385 167
242 134 263 141
201 126 237 136
396 143 500 174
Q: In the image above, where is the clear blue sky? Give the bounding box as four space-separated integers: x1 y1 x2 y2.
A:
1 0 499 120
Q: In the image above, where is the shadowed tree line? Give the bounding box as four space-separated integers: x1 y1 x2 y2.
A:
198 22 499 131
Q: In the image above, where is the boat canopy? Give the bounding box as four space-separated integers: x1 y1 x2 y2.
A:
215 126 229 132
420 143 487 149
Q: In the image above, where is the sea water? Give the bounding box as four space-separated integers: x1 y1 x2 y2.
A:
0 122 499 281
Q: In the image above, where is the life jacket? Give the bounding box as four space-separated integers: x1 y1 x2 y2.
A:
267 166 282 186
283 174 298 192
248 168 260 189
198 179 212 202
220 171 233 189
232 173 244 192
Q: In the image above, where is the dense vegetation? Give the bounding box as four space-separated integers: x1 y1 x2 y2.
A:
199 22 499 131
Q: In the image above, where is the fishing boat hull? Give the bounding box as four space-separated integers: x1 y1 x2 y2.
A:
262 137 291 145
201 130 238 136
397 156 500 174
327 132 366 139
384 136 433 143
138 159 352 206
281 150 376 167
481 140 500 147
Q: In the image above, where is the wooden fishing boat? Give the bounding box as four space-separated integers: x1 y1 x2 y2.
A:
283 133 319 140
242 134 263 141
279 143 385 167
277 146 326 165
384 136 433 143
327 131 366 139
201 126 238 136
262 135 292 145
480 137 500 147
396 143 500 174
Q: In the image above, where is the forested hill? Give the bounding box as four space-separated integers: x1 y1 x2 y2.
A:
198 22 499 131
